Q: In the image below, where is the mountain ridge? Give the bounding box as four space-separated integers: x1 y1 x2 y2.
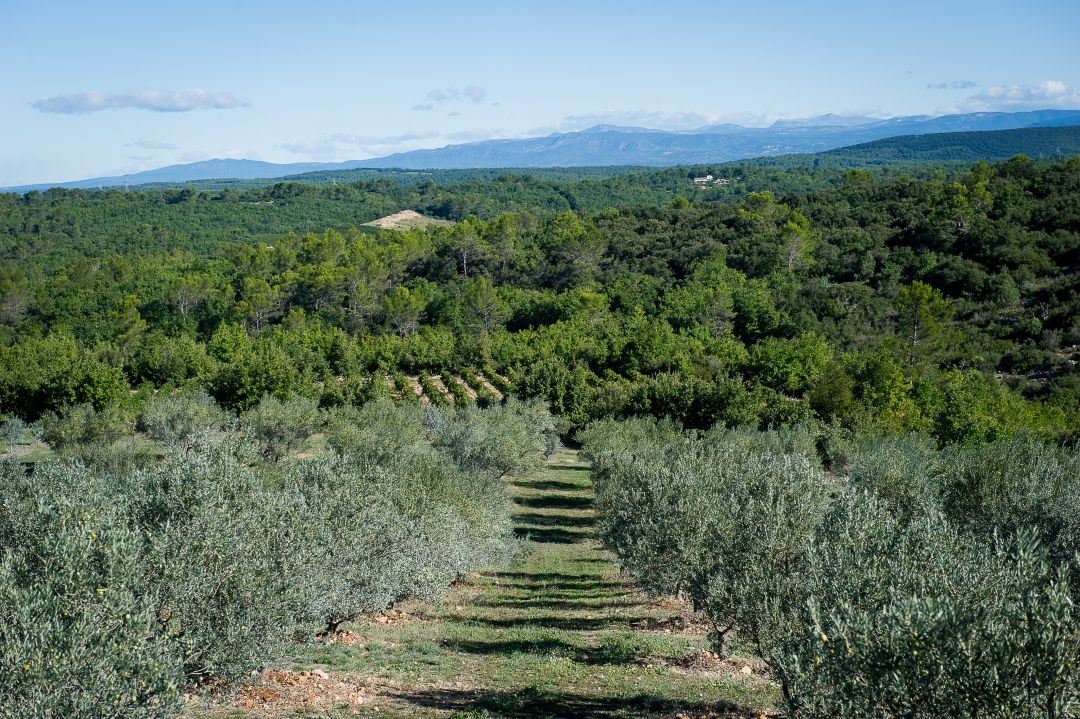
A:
6 109 1080 192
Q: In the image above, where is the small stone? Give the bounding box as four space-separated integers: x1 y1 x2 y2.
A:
740 664 753 675
313 669 329 679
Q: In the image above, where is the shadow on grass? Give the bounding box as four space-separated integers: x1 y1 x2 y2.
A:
481 597 639 610
489 571 605 581
515 494 595 511
512 478 590 492
514 526 592 544
497 580 627 593
396 685 744 719
464 614 650 631
514 511 595 529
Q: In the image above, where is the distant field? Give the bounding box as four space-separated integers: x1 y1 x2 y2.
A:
364 210 454 230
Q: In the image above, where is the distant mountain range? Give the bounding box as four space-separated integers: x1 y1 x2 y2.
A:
6 109 1080 192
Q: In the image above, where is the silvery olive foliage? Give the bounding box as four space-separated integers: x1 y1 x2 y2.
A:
0 461 183 719
583 418 1080 717
138 388 227 447
239 394 322 461
39 402 130 452
0 394 553 718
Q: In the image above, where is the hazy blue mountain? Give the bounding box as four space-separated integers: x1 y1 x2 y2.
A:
768 113 883 128
6 109 1080 191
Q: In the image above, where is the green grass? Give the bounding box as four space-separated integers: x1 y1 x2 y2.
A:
194 449 778 718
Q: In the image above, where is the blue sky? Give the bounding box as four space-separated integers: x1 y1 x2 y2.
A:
2 0 1078 186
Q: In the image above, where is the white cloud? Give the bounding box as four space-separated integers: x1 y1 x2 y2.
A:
559 110 714 131
412 85 488 110
179 146 259 162
124 139 179 150
32 89 250 114
927 80 977 90
426 88 459 104
444 129 497 141
554 109 805 131
279 128 498 160
950 80 1080 111
462 85 486 103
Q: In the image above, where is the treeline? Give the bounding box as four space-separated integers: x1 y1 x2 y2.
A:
583 418 1080 717
1 155 1078 441
0 163 908 269
0 393 557 717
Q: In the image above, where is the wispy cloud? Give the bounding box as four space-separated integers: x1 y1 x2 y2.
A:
947 80 1080 112
124 139 179 150
462 85 486 103
927 80 977 90
412 85 488 111
32 89 250 114
557 110 716 131
279 128 497 160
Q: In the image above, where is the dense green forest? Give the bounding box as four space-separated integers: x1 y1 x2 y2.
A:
795 124 1080 166
1 154 1078 442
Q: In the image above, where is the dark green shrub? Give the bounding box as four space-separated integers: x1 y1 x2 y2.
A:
420 372 449 406
482 367 512 395
441 371 472 405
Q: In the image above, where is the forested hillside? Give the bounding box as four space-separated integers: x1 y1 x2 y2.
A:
2 154 1078 442
813 124 1080 165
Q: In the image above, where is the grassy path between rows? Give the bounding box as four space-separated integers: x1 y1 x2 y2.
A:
200 449 777 718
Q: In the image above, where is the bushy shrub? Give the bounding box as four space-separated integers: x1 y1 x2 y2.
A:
584 419 1080 716
442 371 472 405
0 397 555 713
239 394 322 461
307 399 552 628
39 402 130 451
324 399 429 462
0 461 183 719
586 418 830 651
437 397 560 478
939 432 1080 571
838 431 943 514
139 388 226 447
0 417 33 446
128 439 317 683
781 518 1078 718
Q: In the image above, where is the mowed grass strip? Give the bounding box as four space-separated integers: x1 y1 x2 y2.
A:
197 450 777 718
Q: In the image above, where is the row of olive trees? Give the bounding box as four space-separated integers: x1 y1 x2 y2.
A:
581 420 1080 718
0 392 557 719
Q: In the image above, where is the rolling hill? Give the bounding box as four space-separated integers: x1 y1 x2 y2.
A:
815 125 1080 164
